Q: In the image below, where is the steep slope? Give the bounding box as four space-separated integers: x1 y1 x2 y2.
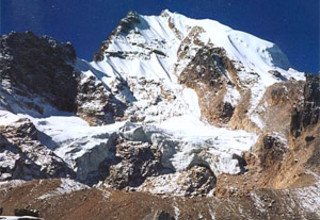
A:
84 10 308 191
92 10 304 131
0 9 319 219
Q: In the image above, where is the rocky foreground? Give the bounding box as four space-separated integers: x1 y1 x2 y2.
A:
0 10 319 219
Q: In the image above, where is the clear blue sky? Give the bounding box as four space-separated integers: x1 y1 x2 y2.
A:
1 0 319 73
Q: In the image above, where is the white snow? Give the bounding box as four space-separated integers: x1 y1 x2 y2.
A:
0 10 307 197
0 180 26 188
92 9 305 132
250 192 267 213
32 116 124 144
139 173 183 196
37 178 88 200
173 199 181 220
224 85 241 106
291 183 320 215
208 205 216 220
0 110 21 126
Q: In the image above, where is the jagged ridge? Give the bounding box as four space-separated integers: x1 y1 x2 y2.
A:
0 9 319 219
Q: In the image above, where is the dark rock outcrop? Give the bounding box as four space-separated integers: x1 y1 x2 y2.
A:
14 208 40 217
76 74 126 125
0 31 79 113
179 46 237 125
143 210 175 220
105 137 164 189
290 74 320 137
0 119 74 181
219 102 235 122
104 124 166 188
0 31 125 125
179 46 227 89
268 70 287 81
183 166 216 196
93 11 141 61
256 134 287 169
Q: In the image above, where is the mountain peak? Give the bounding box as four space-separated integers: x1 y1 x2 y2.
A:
0 10 318 219
94 10 293 73
160 9 175 17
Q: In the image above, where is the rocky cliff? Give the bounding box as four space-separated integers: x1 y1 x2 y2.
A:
0 10 319 219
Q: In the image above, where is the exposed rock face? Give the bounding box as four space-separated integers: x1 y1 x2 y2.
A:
215 94 319 198
105 123 165 188
105 139 164 189
93 11 141 61
0 31 79 113
257 80 304 134
178 165 216 196
0 119 74 181
179 46 236 125
290 74 320 137
14 208 40 217
0 32 126 125
257 134 288 169
76 73 126 125
0 10 319 220
288 74 320 180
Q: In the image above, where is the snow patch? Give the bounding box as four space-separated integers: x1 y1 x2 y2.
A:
292 183 320 215
38 179 88 200
224 85 241 106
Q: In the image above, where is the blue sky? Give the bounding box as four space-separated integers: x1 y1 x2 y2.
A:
1 0 319 73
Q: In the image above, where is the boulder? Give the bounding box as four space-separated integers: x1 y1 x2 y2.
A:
14 208 40 217
143 210 174 220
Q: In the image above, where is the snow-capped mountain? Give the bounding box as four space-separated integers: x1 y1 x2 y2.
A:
0 10 319 219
